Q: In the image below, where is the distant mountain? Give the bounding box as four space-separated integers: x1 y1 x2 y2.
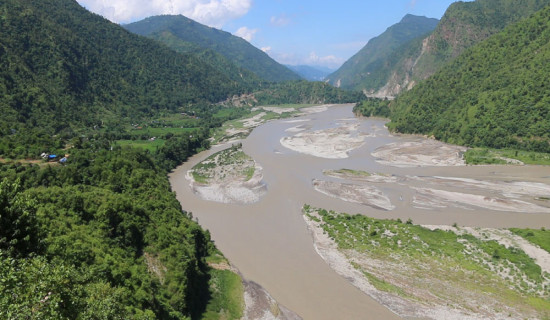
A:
387 3 550 152
0 0 247 142
325 14 439 93
286 65 334 81
369 0 550 97
124 15 302 82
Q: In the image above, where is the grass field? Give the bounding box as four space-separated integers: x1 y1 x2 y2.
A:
465 148 550 165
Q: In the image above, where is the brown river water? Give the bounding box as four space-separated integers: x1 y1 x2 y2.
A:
170 104 550 319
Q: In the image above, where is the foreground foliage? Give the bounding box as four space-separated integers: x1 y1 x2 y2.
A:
0 131 240 319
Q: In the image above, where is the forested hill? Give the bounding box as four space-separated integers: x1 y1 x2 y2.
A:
325 14 439 92
0 0 247 140
124 15 302 83
0 0 254 318
366 0 550 97
387 4 550 152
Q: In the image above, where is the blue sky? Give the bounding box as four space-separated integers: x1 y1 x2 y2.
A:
77 0 467 69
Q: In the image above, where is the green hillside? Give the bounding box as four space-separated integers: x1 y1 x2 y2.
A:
388 4 550 152
0 0 251 318
367 0 550 96
147 29 264 89
124 15 302 82
326 14 438 92
0 0 247 154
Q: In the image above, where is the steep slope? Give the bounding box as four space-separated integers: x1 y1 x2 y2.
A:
374 0 550 96
325 14 438 93
388 4 550 152
147 29 264 88
124 15 302 82
0 0 245 140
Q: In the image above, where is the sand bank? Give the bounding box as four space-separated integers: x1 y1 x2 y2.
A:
323 169 400 183
187 146 266 204
303 210 497 320
304 209 548 320
243 280 302 320
313 180 395 211
413 187 550 213
261 106 296 115
372 139 467 167
280 123 366 159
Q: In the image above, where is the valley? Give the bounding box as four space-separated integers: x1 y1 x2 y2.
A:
2 0 550 318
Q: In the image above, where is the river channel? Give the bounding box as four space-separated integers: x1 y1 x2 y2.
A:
170 104 550 319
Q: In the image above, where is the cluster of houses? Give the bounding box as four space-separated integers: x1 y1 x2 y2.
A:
41 153 69 164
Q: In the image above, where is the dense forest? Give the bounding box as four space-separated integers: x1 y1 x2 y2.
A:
408 0 550 82
357 4 550 152
124 15 301 83
0 0 249 154
0 130 224 319
0 0 233 318
254 80 364 105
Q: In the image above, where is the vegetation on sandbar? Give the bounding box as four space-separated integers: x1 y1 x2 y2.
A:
303 205 550 318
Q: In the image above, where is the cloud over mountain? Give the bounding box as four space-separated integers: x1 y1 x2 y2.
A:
77 0 252 26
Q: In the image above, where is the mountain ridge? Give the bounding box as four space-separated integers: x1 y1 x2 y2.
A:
386 3 550 151
370 0 550 97
0 0 248 146
124 15 302 82
325 14 439 93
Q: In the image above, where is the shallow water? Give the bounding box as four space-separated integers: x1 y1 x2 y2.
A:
170 104 550 319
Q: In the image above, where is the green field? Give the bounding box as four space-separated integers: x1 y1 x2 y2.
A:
465 148 550 165
114 139 165 152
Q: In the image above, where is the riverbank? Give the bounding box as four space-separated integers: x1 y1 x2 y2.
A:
303 206 550 320
206 253 302 320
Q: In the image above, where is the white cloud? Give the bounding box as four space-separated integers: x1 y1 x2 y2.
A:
270 14 291 27
234 26 258 42
76 0 252 27
409 0 418 9
261 46 272 53
305 52 345 69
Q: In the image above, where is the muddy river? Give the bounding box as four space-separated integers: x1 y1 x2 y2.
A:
170 104 550 319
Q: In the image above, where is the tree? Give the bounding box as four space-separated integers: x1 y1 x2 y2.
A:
0 178 42 257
